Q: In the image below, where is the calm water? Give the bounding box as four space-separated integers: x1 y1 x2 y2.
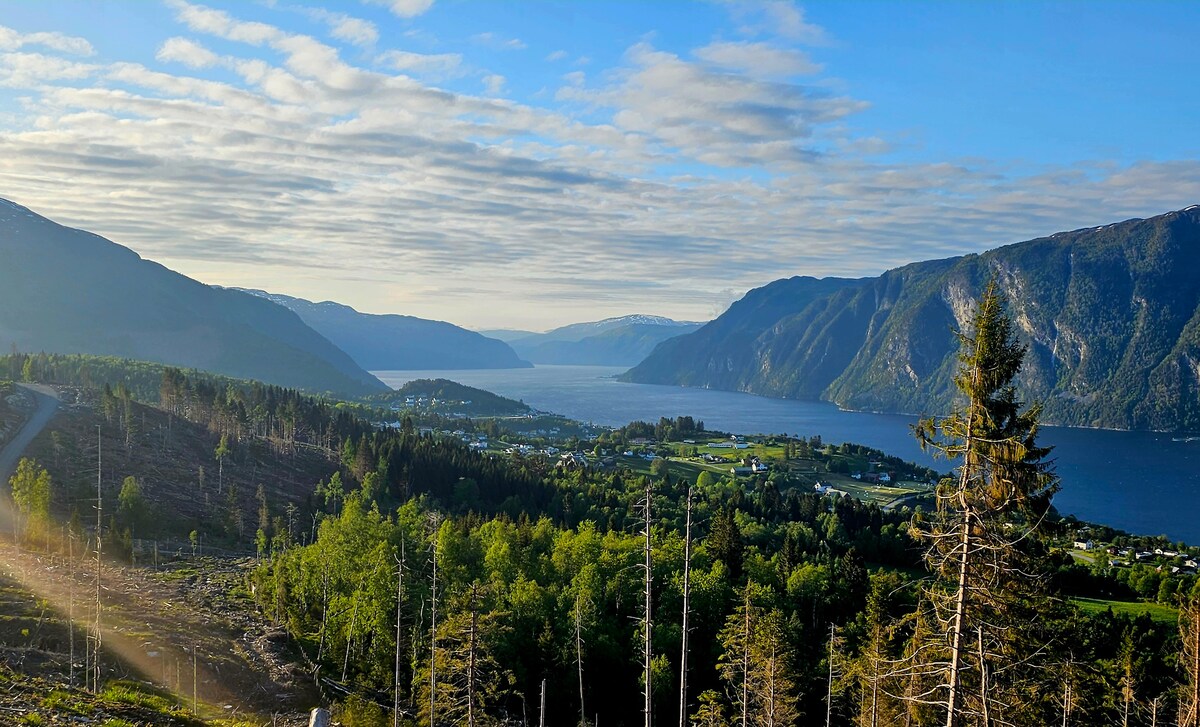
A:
375 365 1200 543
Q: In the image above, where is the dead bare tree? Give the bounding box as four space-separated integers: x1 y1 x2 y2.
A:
678 485 693 727
641 477 654 727
1180 597 1200 727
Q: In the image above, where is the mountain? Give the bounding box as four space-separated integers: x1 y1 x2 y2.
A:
477 329 538 343
236 290 532 371
508 315 704 366
624 206 1200 432
0 199 386 397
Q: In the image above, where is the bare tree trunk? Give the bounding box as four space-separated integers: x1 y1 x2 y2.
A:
317 572 329 662
678 486 692 727
540 678 547 727
1181 599 1200 727
430 530 439 727
977 626 989 727
827 625 835 727
468 584 479 727
642 478 654 727
342 581 362 682
944 509 971 727
576 603 586 727
68 529 75 688
743 592 751 727
93 425 102 693
394 540 405 727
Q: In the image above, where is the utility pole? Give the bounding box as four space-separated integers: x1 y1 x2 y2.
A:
678 486 692 727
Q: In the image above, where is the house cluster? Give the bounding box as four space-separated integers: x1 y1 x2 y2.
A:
395 395 469 409
851 470 892 483
1072 533 1200 574
557 451 590 470
709 435 751 450
814 481 848 498
730 456 770 476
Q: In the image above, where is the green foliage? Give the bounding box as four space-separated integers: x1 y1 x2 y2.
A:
8 457 51 540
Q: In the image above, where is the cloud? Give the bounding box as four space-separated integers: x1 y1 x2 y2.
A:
306 9 378 47
482 73 505 95
723 0 828 44
693 41 820 78
558 41 865 166
472 32 526 51
546 50 568 62
156 37 220 68
367 0 434 19
0 0 1196 329
0 24 94 56
378 49 463 77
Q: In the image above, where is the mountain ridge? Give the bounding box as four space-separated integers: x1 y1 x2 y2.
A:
624 206 1200 432
234 289 532 371
0 198 386 397
506 314 705 365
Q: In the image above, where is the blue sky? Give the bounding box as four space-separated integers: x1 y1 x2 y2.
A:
1 1 1197 329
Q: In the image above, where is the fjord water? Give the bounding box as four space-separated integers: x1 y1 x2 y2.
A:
375 365 1200 543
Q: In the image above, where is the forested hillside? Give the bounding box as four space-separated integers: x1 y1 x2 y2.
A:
6 298 1200 726
626 206 1200 431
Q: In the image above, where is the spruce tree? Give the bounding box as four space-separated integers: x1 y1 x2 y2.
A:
906 281 1059 726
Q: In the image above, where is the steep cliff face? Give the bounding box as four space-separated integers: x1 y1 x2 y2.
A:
625 207 1200 431
621 276 864 392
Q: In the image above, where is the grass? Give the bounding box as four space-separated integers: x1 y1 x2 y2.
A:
1072 597 1179 623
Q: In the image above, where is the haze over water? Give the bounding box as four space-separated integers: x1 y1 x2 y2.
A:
376 365 1200 544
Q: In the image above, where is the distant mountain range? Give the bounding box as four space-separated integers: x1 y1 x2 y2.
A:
625 206 1200 432
235 290 531 371
501 315 704 366
0 199 386 397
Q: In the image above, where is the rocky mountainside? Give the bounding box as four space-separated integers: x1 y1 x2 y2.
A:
237 289 531 371
625 206 1200 431
0 199 385 397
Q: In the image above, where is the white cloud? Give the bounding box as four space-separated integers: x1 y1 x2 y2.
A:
0 1 1195 329
482 73 505 95
693 41 819 78
306 9 378 47
472 32 526 51
559 42 865 166
156 37 220 68
0 24 94 56
724 0 828 44
546 50 568 62
367 0 435 19
378 49 463 77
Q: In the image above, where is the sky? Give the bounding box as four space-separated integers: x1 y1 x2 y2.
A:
0 1 1198 331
